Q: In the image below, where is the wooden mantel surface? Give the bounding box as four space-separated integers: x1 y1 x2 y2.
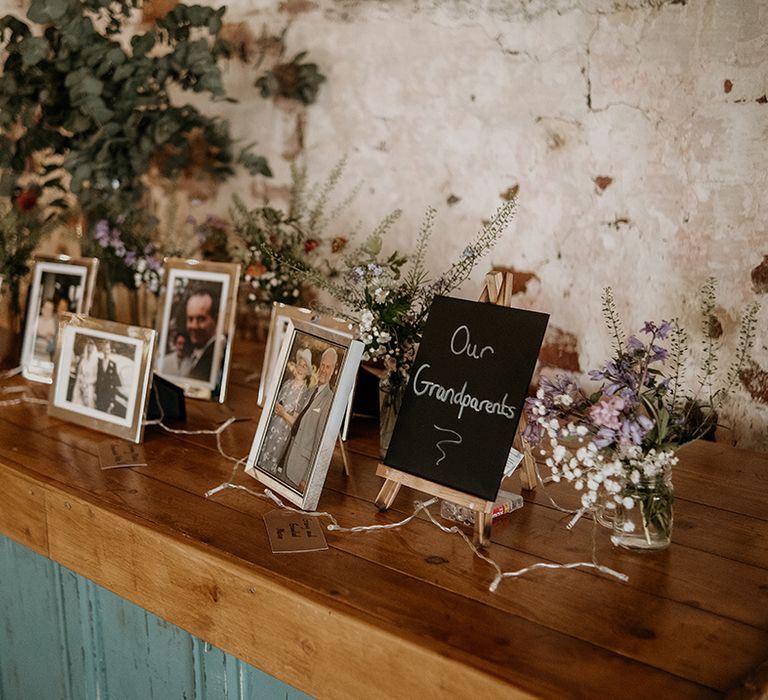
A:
1 338 767 699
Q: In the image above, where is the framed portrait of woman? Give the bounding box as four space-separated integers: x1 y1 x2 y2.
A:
48 315 156 443
245 320 364 511
154 258 240 403
20 255 99 383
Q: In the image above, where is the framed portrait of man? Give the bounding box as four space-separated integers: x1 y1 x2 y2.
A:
20 255 99 383
48 315 156 443
154 259 240 402
245 320 364 511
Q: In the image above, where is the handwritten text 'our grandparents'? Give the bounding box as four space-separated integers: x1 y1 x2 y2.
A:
411 325 516 421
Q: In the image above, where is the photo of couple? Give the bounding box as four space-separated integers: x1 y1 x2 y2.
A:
66 334 136 420
257 336 345 494
155 261 239 401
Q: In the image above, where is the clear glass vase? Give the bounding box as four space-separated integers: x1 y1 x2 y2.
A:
378 383 402 459
610 468 674 551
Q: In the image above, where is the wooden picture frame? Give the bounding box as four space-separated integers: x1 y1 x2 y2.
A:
154 258 240 403
246 320 364 510
20 255 99 383
48 314 156 444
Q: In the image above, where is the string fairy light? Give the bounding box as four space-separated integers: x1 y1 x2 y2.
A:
1 374 628 591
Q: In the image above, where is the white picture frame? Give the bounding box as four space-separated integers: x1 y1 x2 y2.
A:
154 258 240 403
246 320 364 510
48 314 156 444
20 255 98 383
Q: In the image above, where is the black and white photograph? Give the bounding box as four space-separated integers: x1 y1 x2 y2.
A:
246 320 364 510
20 256 98 383
49 316 156 443
155 259 239 402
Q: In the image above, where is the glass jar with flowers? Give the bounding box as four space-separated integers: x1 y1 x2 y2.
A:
523 283 760 551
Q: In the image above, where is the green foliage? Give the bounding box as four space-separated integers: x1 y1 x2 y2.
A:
0 0 270 215
255 51 326 105
0 194 60 320
231 158 360 307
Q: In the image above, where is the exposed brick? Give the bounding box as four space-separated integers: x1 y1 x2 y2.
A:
490 266 539 295
500 184 519 201
142 0 178 23
751 254 768 294
740 360 768 404
538 326 581 372
279 0 319 14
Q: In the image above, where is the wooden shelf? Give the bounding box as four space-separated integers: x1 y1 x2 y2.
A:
1 338 767 698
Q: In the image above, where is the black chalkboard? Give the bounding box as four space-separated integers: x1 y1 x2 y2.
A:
384 296 549 502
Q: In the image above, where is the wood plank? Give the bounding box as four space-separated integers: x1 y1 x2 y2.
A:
0 460 49 556
1 338 767 698
0 436 715 698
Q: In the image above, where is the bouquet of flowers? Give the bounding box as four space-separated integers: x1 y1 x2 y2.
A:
523 282 760 549
268 199 517 407
231 159 357 309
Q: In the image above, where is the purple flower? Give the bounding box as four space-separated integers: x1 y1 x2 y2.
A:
367 263 383 277
657 320 672 340
651 344 669 362
641 321 656 335
594 427 617 449
628 335 644 351
589 369 605 381
123 251 137 267
590 395 626 430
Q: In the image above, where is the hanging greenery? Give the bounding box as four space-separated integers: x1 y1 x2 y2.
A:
0 0 272 216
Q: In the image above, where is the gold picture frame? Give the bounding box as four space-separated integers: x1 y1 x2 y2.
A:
48 314 156 444
154 258 240 403
20 255 99 383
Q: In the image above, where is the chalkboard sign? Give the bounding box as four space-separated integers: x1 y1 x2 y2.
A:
384 296 549 502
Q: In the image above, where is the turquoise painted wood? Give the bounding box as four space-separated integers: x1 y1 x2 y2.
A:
0 534 312 700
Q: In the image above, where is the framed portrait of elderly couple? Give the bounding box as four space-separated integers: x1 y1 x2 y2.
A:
246 320 364 510
154 258 240 403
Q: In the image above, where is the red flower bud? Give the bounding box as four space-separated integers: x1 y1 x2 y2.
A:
331 236 348 253
16 189 40 212
304 238 319 253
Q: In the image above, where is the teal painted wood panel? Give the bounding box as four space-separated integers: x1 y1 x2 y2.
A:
0 534 313 700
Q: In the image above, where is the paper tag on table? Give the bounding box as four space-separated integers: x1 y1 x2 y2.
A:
264 510 328 554
503 446 524 477
98 442 148 470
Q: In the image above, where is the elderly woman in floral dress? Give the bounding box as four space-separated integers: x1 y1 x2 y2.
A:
260 347 313 473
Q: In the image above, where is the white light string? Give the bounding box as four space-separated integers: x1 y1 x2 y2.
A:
1 375 627 591
205 455 629 592
0 366 21 379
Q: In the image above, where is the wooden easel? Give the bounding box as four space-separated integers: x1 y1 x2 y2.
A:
374 271 538 546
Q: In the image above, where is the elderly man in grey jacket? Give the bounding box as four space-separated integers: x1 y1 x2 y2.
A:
283 347 338 491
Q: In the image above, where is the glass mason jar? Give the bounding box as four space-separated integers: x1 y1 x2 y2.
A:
610 467 674 551
378 382 403 459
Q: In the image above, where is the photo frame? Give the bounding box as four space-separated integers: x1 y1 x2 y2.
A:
154 258 240 403
258 302 356 406
20 255 98 383
48 314 156 444
246 320 364 510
